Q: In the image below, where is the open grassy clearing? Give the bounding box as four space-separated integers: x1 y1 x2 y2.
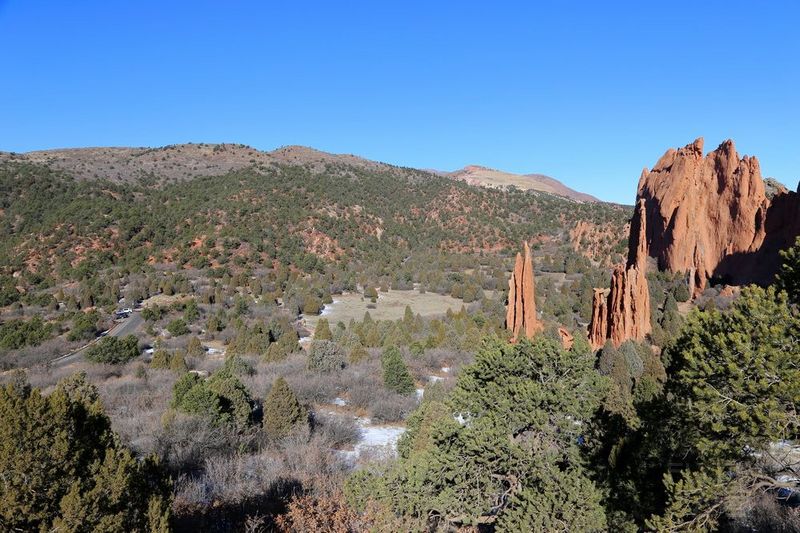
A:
303 289 470 331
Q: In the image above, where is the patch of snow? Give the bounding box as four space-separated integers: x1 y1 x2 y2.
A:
415 388 424 400
332 397 347 406
325 412 406 462
441 366 451 373
319 299 340 316
428 375 443 383
355 421 405 456
298 336 312 345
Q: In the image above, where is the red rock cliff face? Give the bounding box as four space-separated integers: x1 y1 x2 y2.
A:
506 242 543 342
588 199 651 349
635 138 800 296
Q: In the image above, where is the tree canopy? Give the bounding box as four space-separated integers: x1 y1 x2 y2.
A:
348 337 608 530
0 373 171 532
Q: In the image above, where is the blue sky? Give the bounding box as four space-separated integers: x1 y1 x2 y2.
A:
1 1 797 203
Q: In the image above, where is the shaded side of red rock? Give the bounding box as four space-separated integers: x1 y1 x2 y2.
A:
588 288 608 348
589 199 651 349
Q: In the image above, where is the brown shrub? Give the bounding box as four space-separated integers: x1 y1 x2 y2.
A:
275 491 360 533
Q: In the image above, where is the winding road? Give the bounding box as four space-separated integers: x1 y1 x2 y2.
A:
51 312 144 367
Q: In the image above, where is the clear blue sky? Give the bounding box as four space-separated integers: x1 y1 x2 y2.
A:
1 1 798 203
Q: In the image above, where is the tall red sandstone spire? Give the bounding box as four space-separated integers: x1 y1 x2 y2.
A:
588 199 651 349
506 241 542 342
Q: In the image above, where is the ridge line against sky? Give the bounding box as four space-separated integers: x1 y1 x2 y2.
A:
1 0 798 204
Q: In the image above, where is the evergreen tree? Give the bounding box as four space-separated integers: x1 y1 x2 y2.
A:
647 286 800 530
381 346 415 394
169 350 188 373
307 340 346 372
263 377 306 438
150 349 170 369
265 329 299 362
0 373 171 531
403 305 414 325
348 343 369 364
208 367 253 428
183 298 200 322
85 335 139 364
185 336 204 358
68 310 99 341
166 318 189 337
364 286 378 301
348 337 607 530
777 236 800 303
314 317 333 340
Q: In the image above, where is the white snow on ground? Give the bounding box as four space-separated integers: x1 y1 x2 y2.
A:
428 375 443 383
319 299 341 316
332 397 347 406
356 419 406 452
325 410 406 462
441 366 451 373
298 336 312 345
415 388 424 400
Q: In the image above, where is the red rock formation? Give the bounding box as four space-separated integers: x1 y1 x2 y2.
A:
635 138 800 296
588 288 608 346
557 327 574 351
588 199 651 349
506 242 543 342
589 137 800 348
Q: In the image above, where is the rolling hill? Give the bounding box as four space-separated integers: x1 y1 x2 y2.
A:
446 164 600 202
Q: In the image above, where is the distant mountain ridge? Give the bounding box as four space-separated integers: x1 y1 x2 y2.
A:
0 143 600 203
0 144 395 184
446 165 599 203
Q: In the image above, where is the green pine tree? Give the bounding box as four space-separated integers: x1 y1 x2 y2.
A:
647 286 800 530
0 373 171 531
348 343 369 364
314 317 333 340
381 346 415 394
347 337 607 530
169 350 188 373
777 236 800 303
150 349 170 369
263 377 306 438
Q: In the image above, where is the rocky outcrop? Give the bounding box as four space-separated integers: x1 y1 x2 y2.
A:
506 242 543 342
635 138 800 296
588 199 651 349
588 288 608 346
557 327 574 351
